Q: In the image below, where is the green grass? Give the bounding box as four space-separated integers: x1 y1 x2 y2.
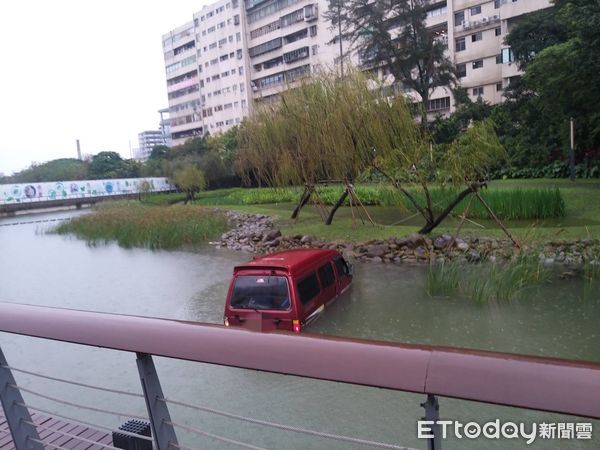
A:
53 201 227 249
119 180 600 245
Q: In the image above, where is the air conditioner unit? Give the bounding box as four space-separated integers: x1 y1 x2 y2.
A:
482 17 488 23
462 21 471 30
492 14 500 21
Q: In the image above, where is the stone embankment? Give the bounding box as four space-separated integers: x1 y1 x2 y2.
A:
214 211 599 265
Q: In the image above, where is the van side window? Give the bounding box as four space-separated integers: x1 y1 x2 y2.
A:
334 257 349 276
297 272 320 304
318 262 335 288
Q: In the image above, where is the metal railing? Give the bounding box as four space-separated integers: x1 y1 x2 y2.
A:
1 301 599 450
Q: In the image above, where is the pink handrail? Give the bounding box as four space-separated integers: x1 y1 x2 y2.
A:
0 302 599 419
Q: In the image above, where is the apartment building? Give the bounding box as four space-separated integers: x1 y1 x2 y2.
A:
161 0 552 146
136 130 167 161
162 21 203 145
439 0 552 115
193 0 251 134
245 0 344 102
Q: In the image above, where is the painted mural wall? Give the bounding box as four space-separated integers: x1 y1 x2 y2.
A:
0 178 174 205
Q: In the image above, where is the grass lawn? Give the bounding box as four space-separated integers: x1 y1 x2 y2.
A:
187 179 600 244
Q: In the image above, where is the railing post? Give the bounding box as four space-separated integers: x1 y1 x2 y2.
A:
0 346 44 450
421 394 441 450
136 352 178 450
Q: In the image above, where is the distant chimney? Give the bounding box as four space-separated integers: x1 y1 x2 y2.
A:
76 139 82 160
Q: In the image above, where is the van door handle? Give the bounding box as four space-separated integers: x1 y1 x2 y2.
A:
236 316 246 323
273 319 281 325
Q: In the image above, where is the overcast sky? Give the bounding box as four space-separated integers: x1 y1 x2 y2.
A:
0 0 210 175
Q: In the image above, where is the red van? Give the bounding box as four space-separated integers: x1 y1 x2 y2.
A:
224 248 352 332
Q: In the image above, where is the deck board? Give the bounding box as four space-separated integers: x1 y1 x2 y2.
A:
0 411 114 449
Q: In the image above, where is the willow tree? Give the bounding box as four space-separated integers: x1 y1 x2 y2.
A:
236 70 505 232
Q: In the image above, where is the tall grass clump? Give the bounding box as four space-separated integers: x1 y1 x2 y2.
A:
53 202 227 249
190 185 565 220
426 255 551 303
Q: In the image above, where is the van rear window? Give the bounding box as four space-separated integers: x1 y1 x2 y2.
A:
230 276 291 310
297 272 320 304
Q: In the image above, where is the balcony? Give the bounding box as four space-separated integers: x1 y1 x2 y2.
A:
455 15 501 34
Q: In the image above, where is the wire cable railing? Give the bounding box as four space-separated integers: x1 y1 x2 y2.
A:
166 420 267 450
160 396 412 450
1 364 143 397
2 302 599 450
15 401 154 443
11 383 148 421
25 420 120 450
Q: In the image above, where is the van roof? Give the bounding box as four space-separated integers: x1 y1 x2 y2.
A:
234 248 339 277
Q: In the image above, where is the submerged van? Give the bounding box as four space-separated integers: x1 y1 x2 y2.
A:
224 248 352 332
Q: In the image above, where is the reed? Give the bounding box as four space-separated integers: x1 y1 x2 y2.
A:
426 255 551 303
53 202 227 249
193 185 565 220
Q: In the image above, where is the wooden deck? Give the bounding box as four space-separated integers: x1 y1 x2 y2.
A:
0 411 113 449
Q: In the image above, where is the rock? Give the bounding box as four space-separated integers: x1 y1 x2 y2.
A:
300 235 313 244
456 242 469 251
264 229 282 241
433 235 452 250
370 256 383 263
466 250 481 263
405 233 424 248
366 244 389 258
414 246 427 258
544 258 555 266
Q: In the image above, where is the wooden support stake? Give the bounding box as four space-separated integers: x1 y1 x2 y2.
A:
475 191 521 248
447 192 476 251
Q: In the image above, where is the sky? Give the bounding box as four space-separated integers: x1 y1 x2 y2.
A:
0 0 211 175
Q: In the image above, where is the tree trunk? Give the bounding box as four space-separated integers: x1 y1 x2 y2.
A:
291 187 312 219
325 190 348 225
418 184 478 234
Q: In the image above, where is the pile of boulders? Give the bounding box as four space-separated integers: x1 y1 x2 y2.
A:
213 211 599 266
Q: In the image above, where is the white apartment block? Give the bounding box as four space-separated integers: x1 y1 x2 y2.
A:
194 0 251 134
428 0 552 115
244 0 345 102
162 21 203 145
135 130 166 161
162 0 552 146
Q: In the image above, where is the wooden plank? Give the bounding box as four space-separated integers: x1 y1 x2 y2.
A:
0 411 112 450
59 425 88 449
48 422 85 448
69 428 111 450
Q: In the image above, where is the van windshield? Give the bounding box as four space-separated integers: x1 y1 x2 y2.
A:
230 276 291 310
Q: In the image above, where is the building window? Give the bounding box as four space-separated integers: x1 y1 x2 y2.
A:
470 5 481 15
427 97 451 112
312 44 319 56
496 54 503 64
496 82 503 92
495 27 502 36
310 25 317 37
455 37 466 52
502 47 514 63
455 11 465 25
473 86 484 96
472 32 482 42
456 63 466 78
472 59 483 69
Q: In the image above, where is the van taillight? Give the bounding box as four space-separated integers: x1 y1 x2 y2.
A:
224 317 230 327
293 320 301 333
